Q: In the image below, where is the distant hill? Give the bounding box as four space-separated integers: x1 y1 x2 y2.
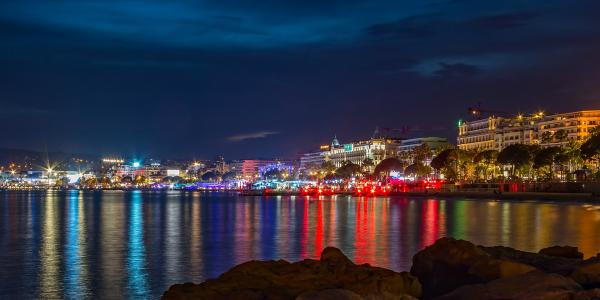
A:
0 148 100 169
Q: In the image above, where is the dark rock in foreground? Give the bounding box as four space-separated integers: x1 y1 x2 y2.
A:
162 247 421 300
410 237 535 299
163 238 600 300
436 271 599 300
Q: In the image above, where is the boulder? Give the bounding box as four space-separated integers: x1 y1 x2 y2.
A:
295 288 419 300
162 247 421 300
295 289 363 300
411 238 535 299
571 262 600 289
435 271 583 300
467 258 536 282
539 246 584 259
481 245 581 275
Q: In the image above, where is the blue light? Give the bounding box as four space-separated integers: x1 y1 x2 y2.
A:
132 162 140 168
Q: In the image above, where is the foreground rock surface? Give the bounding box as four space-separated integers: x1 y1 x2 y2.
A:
164 238 600 300
436 271 595 300
410 237 535 299
162 247 421 300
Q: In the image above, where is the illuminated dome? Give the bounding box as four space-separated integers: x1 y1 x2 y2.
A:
331 135 340 148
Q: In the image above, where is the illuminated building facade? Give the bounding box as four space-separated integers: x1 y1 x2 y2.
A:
538 110 600 146
299 150 326 171
325 137 400 168
458 109 600 151
457 117 500 151
241 159 280 180
398 137 450 153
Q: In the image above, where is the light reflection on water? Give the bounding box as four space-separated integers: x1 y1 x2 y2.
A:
1 191 599 299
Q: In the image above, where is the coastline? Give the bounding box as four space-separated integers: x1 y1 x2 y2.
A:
240 190 599 202
2 188 598 202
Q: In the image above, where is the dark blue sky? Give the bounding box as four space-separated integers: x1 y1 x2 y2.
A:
1 0 599 159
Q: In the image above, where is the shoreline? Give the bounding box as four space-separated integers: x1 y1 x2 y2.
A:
1 188 599 202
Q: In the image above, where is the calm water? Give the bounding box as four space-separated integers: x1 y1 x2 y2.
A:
1 191 600 299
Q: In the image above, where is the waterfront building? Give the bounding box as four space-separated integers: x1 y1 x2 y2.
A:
457 109 600 151
398 137 451 165
538 110 600 146
324 136 400 168
241 159 281 180
258 161 294 178
457 117 500 151
299 149 327 171
398 137 450 153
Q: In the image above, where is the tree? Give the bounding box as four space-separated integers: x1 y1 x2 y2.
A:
411 143 431 164
580 134 600 170
362 158 375 173
55 177 70 188
533 147 561 180
201 171 221 182
588 125 600 137
473 150 499 180
404 162 432 178
263 169 284 180
373 157 404 177
134 175 147 185
430 149 452 171
221 171 237 181
121 176 133 184
335 161 361 179
320 161 336 175
554 129 569 143
497 144 535 178
541 131 553 144
430 148 474 181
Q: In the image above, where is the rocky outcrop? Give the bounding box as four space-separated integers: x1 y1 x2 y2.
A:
571 262 600 289
539 245 584 259
410 237 535 299
163 239 600 300
480 245 583 275
162 247 421 300
435 271 594 300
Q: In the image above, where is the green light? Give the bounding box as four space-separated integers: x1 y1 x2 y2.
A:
457 119 463 127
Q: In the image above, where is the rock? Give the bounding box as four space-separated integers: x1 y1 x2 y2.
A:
295 289 419 300
435 271 583 300
571 262 600 289
467 258 536 282
411 237 535 299
162 247 421 300
539 246 584 259
295 289 363 300
481 245 581 275
572 289 600 300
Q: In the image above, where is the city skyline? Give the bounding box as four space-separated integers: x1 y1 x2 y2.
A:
2 1 600 158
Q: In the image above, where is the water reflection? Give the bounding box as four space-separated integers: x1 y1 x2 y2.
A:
40 192 61 299
127 191 148 299
1 191 600 299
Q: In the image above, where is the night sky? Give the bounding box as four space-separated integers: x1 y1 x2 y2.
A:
1 1 599 160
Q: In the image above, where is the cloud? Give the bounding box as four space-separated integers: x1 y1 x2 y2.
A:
366 13 439 38
227 131 279 142
434 62 481 78
468 12 540 30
